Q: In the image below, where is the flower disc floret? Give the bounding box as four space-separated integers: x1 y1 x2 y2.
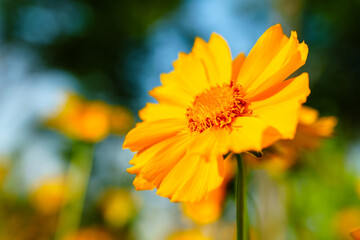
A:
186 83 252 133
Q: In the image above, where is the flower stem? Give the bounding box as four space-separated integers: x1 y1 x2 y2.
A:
236 154 247 240
54 142 93 240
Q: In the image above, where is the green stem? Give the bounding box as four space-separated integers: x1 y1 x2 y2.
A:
54 143 93 240
236 154 247 240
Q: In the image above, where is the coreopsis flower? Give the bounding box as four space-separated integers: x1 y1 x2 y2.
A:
47 93 133 142
244 106 337 172
181 155 236 224
99 188 137 228
47 93 110 142
351 228 360 240
30 175 67 215
168 230 213 240
124 24 310 202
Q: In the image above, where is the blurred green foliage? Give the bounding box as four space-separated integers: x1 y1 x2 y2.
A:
0 0 181 104
301 0 360 132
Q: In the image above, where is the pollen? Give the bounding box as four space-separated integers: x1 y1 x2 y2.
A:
186 83 252 133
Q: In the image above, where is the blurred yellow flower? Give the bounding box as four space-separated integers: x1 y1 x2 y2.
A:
244 106 337 172
47 93 110 142
124 24 310 202
351 228 360 240
182 156 236 224
168 230 213 240
334 207 360 239
100 188 137 228
30 175 67 215
47 93 133 142
62 227 113 240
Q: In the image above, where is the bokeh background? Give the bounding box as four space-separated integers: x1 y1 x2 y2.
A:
0 0 360 239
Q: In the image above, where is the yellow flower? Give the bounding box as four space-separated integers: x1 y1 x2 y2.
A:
47 93 133 142
47 93 110 142
30 175 67 215
168 230 213 240
124 24 310 202
100 188 137 228
351 228 360 240
62 227 113 240
334 207 360 239
244 106 337 172
182 156 236 224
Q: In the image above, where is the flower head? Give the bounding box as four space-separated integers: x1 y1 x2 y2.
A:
30 175 68 215
47 93 110 142
47 93 133 142
99 188 137 228
124 24 310 202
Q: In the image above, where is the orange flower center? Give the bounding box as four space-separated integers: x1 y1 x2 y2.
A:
186 83 252 133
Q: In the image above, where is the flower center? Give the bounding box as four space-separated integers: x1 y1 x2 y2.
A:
186 83 252 133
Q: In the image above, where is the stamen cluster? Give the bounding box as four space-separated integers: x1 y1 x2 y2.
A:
186 83 252 133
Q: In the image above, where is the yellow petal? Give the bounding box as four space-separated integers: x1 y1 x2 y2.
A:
192 33 232 87
250 73 310 139
127 133 189 174
151 37 231 107
231 52 246 81
123 118 186 151
186 129 229 160
139 103 185 121
150 80 194 108
133 134 191 187
207 33 232 85
132 175 155 191
182 186 225 225
237 24 308 97
157 154 224 203
165 52 211 97
226 117 272 152
181 156 235 224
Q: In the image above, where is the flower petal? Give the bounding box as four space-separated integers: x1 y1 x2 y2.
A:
192 33 232 87
250 73 310 139
157 154 224 203
186 129 229 160
123 118 187 152
231 52 246 81
149 78 194 108
226 117 273 153
168 52 211 96
237 24 308 96
132 175 155 191
130 134 191 187
139 103 185 121
207 33 232 85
